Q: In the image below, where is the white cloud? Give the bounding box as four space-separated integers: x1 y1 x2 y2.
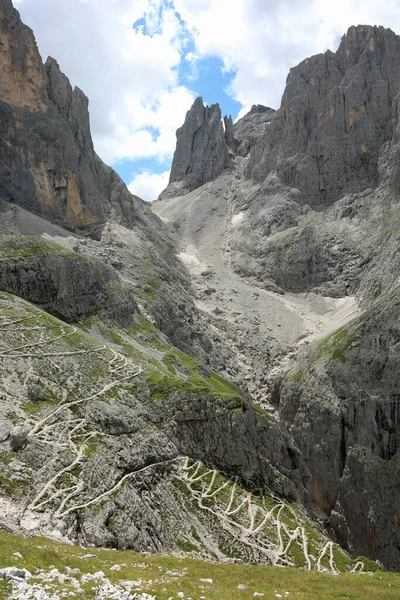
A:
128 169 170 201
96 85 194 164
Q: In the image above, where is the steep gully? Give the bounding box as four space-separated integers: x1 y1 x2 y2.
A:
153 161 358 408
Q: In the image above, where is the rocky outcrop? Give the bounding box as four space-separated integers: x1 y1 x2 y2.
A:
246 25 400 207
161 97 233 199
233 105 275 158
276 285 400 569
0 291 320 565
0 236 137 324
160 26 400 302
0 0 165 239
0 0 231 368
3 0 400 571
0 0 48 111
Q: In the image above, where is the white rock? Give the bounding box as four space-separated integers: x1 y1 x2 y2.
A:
110 564 122 571
199 578 213 583
0 567 32 581
238 584 248 590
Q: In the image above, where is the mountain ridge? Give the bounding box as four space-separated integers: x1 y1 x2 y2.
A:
1 0 400 574
154 23 400 569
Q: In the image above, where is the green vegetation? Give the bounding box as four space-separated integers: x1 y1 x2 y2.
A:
251 402 272 418
108 314 245 403
0 451 29 496
288 368 304 383
315 325 362 362
0 236 76 259
138 256 156 269
176 537 199 553
0 531 397 600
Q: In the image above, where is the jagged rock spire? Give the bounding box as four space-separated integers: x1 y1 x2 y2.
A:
161 97 233 199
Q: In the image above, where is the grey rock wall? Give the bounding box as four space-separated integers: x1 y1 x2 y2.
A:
277 285 400 569
0 236 137 324
246 25 400 207
161 97 232 199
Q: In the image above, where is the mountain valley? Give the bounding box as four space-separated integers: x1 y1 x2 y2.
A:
0 0 400 597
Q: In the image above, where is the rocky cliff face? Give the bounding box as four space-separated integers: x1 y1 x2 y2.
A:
246 25 400 207
2 0 400 572
0 236 138 324
277 285 400 569
0 291 324 567
0 0 236 371
161 97 234 199
0 0 161 238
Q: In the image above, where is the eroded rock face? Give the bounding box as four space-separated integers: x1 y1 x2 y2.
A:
0 291 313 565
277 286 400 569
0 236 137 324
233 105 275 158
155 24 400 569
246 25 400 207
161 97 232 199
0 0 48 111
0 0 163 237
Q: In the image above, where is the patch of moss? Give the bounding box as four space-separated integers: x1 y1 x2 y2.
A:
191 526 202 543
315 325 362 362
138 257 156 269
288 369 304 383
171 477 192 500
252 403 268 416
0 451 14 467
81 315 102 330
0 473 29 496
148 375 207 401
0 236 76 259
126 316 169 351
176 538 198 553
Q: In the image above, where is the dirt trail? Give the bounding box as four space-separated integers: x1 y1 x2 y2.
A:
153 174 359 404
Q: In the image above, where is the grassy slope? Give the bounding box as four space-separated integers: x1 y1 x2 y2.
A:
0 295 397 594
82 313 244 403
0 531 399 600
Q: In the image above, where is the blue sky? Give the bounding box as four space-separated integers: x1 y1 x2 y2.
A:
14 0 400 200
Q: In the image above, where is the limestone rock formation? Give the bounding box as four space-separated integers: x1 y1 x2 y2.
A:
155 24 400 569
233 104 275 158
0 236 137 324
0 0 231 369
161 97 233 199
0 0 162 238
277 285 400 569
2 0 400 573
246 25 400 207
0 291 317 566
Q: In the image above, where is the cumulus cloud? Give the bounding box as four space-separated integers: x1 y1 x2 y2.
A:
128 169 170 201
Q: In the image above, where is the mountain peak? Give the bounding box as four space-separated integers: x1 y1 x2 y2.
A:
160 97 232 199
